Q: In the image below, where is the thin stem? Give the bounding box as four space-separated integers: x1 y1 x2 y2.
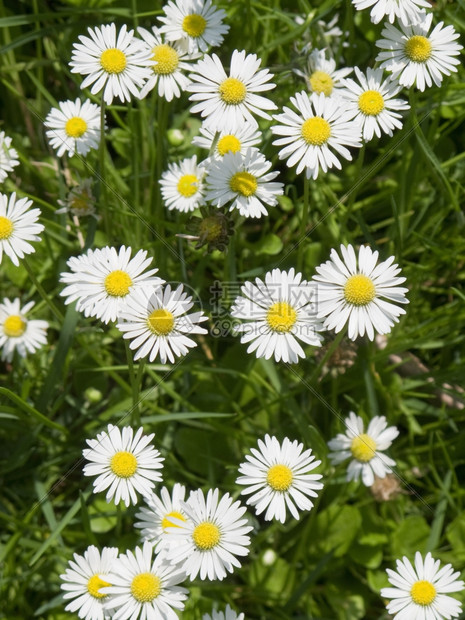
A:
23 258 63 322
98 98 109 239
297 175 310 271
309 328 346 384
125 341 143 426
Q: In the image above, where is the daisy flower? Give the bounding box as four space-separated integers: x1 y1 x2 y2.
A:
341 67 409 141
294 48 352 97
236 435 323 523
44 99 102 158
375 13 463 92
0 298 48 363
70 23 153 105
187 49 277 132
205 149 283 218
0 192 44 267
56 179 96 218
327 412 399 486
352 0 431 25
203 605 244 620
159 0 230 54
60 545 118 620
166 488 253 581
0 131 19 183
116 283 208 364
59 245 163 324
137 27 198 101
135 483 190 552
230 268 324 363
160 155 206 213
381 551 465 619
312 244 409 341
271 91 362 180
83 424 164 507
192 122 262 159
102 541 189 620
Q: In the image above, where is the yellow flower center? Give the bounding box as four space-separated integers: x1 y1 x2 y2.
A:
0 216 14 240
70 195 91 213
192 522 221 550
301 116 331 146
3 315 27 338
177 174 198 198
267 464 293 491
219 77 247 105
110 450 138 478
343 274 376 306
350 434 377 463
152 44 179 75
130 573 161 603
162 510 186 530
147 308 175 336
358 90 385 116
404 35 432 63
229 171 257 197
199 217 222 242
410 580 437 606
217 134 241 156
309 70 334 96
182 14 207 38
100 48 127 74
104 270 133 297
65 117 88 138
87 574 110 599
266 302 297 333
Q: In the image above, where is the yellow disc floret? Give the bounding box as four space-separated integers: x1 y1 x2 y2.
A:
350 434 376 463
182 14 207 38
267 464 293 491
65 117 88 138
404 35 432 63
192 522 221 550
152 44 179 74
301 117 331 146
162 510 186 530
104 270 133 297
100 48 127 74
266 302 297 333
177 174 198 197
199 216 222 242
110 450 138 478
3 315 27 338
147 308 175 336
217 135 241 156
358 90 385 116
130 573 161 603
0 216 14 240
87 574 110 599
410 580 437 606
229 171 257 197
309 70 334 96
343 274 376 306
219 78 247 105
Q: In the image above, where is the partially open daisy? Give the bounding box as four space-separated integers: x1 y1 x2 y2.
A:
135 483 190 552
192 122 262 160
294 48 352 97
205 149 283 218
381 551 464 619
341 67 409 141
160 155 206 213
0 192 44 267
327 412 399 487
60 245 163 324
0 131 19 183
203 605 244 620
375 12 463 92
117 284 208 364
167 488 253 581
159 0 230 54
0 298 48 363
56 179 96 218
70 23 153 105
102 541 189 620
231 268 324 363
352 0 431 25
271 91 361 180
60 545 118 620
45 99 102 158
312 244 409 341
187 49 277 132
83 424 164 507
236 435 323 523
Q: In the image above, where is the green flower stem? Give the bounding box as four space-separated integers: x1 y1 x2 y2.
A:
309 328 347 384
98 98 109 239
297 175 310 271
155 96 167 270
23 258 63 323
125 341 144 427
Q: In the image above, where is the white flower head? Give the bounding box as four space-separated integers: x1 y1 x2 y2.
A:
160 155 206 213
166 488 253 581
327 412 399 486
294 48 352 97
203 605 245 620
381 551 465 618
117 283 208 364
0 131 19 183
236 434 323 523
231 268 324 363
60 545 118 620
193 122 262 160
312 244 409 341
83 424 164 507
205 149 283 218
59 245 164 324
44 98 102 158
271 91 362 180
187 49 277 132
0 298 48 363
0 192 44 267
70 23 153 105
352 0 431 25
375 12 463 92
159 0 230 54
